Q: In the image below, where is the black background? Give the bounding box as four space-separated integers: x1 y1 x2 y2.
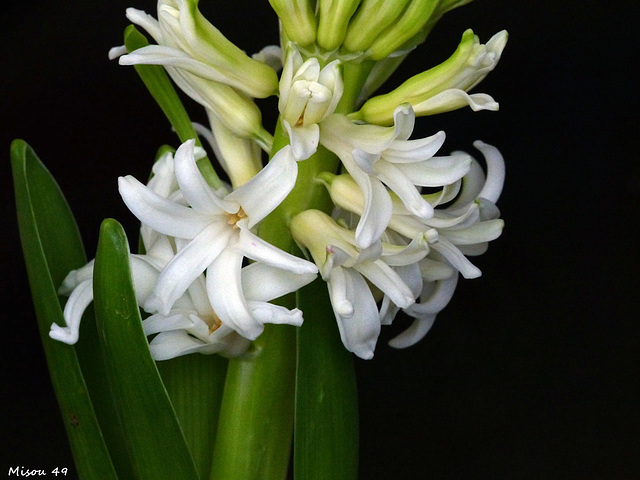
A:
2 1 639 478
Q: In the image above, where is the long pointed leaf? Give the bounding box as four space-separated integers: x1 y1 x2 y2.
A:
11 139 117 480
93 218 199 480
294 279 359 480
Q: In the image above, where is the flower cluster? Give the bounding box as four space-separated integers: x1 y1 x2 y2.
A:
55 0 507 360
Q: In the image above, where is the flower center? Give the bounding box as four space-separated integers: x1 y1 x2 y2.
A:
227 208 247 228
208 312 223 335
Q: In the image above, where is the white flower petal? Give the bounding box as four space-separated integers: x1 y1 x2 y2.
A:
474 140 505 204
393 154 472 187
355 260 415 308
118 176 211 238
388 316 437 349
374 160 434 219
145 223 232 315
283 120 319 161
226 145 297 226
143 312 195 336
174 139 238 214
417 89 500 115
241 263 317 302
206 247 263 340
246 301 304 327
50 279 93 345
238 223 318 275
332 268 380 360
149 330 225 361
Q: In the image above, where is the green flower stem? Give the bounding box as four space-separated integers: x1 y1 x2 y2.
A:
209 60 371 480
209 313 297 480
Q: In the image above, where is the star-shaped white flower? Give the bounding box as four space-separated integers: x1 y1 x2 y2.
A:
118 139 318 340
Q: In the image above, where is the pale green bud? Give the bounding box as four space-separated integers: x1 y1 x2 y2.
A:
316 0 361 51
355 29 508 125
156 0 278 98
366 0 439 60
268 0 317 47
343 0 412 53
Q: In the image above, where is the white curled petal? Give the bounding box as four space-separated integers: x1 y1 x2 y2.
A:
391 104 416 141
247 301 304 327
108 45 127 60
355 260 415 308
383 131 446 163
226 145 298 226
393 154 472 187
430 238 482 279
327 266 354 317
142 312 195 336
125 8 163 43
374 161 434 219
118 176 210 238
174 139 238 214
145 224 232 315
252 45 283 71
413 89 499 115
50 279 93 345
407 274 459 318
474 140 505 204
333 269 380 360
242 263 317 302
388 316 437 349
58 260 95 295
206 247 263 340
283 121 319 161
443 219 504 245
129 255 162 304
148 331 225 361
238 223 318 275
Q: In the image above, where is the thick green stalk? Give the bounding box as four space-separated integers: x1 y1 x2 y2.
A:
209 311 297 480
209 60 371 480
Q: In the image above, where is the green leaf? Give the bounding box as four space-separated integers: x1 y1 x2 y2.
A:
10 139 117 480
210 318 297 480
123 25 222 190
294 279 359 480
93 218 199 480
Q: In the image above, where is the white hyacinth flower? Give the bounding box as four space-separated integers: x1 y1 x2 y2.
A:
278 45 343 160
320 103 472 249
291 209 421 359
118 139 318 340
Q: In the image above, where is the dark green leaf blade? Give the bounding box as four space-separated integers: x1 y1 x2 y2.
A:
294 278 359 480
11 139 117 480
93 218 199 480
